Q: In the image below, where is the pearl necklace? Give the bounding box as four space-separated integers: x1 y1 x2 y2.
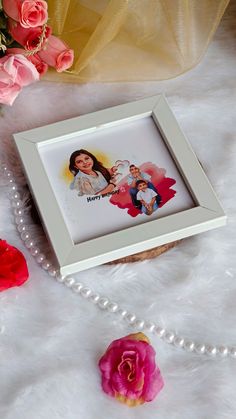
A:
2 163 236 359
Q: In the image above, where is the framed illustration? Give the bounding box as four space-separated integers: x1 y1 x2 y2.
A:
14 95 226 276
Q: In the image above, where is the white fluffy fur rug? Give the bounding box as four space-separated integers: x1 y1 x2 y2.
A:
1 3 236 418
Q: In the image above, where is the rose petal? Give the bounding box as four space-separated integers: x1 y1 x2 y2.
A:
101 378 115 397
3 0 48 28
142 367 164 402
0 84 21 105
0 240 29 290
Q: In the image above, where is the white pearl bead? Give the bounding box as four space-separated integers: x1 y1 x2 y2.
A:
2 165 8 172
206 345 218 356
218 346 229 357
118 309 128 318
42 261 51 271
10 184 17 191
164 332 175 344
135 319 145 330
174 336 185 348
15 216 25 225
14 208 24 216
21 231 31 241
145 322 156 333
107 302 119 312
98 298 109 309
126 313 136 324
81 287 92 297
230 347 236 358
72 282 83 293
90 293 100 303
64 277 75 287
12 200 23 209
25 238 35 248
48 267 57 277
9 191 20 200
17 224 27 233
56 275 66 283
8 178 15 184
156 327 166 337
184 341 195 352
36 253 46 264
195 344 206 355
30 246 40 256
6 171 12 178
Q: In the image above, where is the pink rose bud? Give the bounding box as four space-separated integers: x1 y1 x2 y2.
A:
0 54 39 105
98 332 164 407
8 19 51 51
7 48 48 76
3 0 48 28
38 35 74 73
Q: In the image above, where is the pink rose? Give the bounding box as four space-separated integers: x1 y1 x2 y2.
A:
38 35 74 72
3 0 48 28
0 54 39 105
7 48 48 76
8 19 51 51
98 332 164 407
27 53 48 76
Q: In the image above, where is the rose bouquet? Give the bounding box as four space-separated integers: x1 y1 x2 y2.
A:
0 0 74 105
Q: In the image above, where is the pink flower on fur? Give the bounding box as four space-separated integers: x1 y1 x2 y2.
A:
3 0 48 28
0 239 29 291
98 332 164 407
8 19 51 50
38 35 74 72
0 54 39 105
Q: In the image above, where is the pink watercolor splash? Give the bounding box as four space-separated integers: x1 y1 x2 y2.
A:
109 162 176 217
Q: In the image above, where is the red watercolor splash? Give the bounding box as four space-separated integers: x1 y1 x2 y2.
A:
109 162 176 217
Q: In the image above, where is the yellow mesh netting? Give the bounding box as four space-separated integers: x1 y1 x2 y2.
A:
45 0 229 83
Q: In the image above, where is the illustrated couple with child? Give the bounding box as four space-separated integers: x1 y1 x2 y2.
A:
69 149 161 216
127 164 161 215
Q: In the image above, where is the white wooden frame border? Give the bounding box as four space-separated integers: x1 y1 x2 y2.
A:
14 95 226 275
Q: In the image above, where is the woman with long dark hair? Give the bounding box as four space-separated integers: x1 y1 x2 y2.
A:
69 149 116 196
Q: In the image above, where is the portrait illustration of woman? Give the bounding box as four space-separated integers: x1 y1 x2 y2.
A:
69 149 117 196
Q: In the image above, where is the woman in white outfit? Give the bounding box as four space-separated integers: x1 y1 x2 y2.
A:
69 149 116 196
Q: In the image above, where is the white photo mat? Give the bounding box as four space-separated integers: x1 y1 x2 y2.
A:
38 116 194 244
14 95 226 275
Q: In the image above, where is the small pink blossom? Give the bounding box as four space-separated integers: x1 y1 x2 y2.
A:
0 54 39 105
98 332 164 406
38 35 74 72
3 0 48 28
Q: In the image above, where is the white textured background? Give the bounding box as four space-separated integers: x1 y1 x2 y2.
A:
0 2 236 418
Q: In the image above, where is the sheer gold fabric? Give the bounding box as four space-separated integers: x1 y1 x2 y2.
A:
45 0 229 83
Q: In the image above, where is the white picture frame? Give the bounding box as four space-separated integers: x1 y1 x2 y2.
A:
14 95 226 276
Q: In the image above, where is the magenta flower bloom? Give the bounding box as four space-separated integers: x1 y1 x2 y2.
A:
98 332 164 407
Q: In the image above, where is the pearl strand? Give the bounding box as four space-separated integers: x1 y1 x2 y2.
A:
2 163 236 359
